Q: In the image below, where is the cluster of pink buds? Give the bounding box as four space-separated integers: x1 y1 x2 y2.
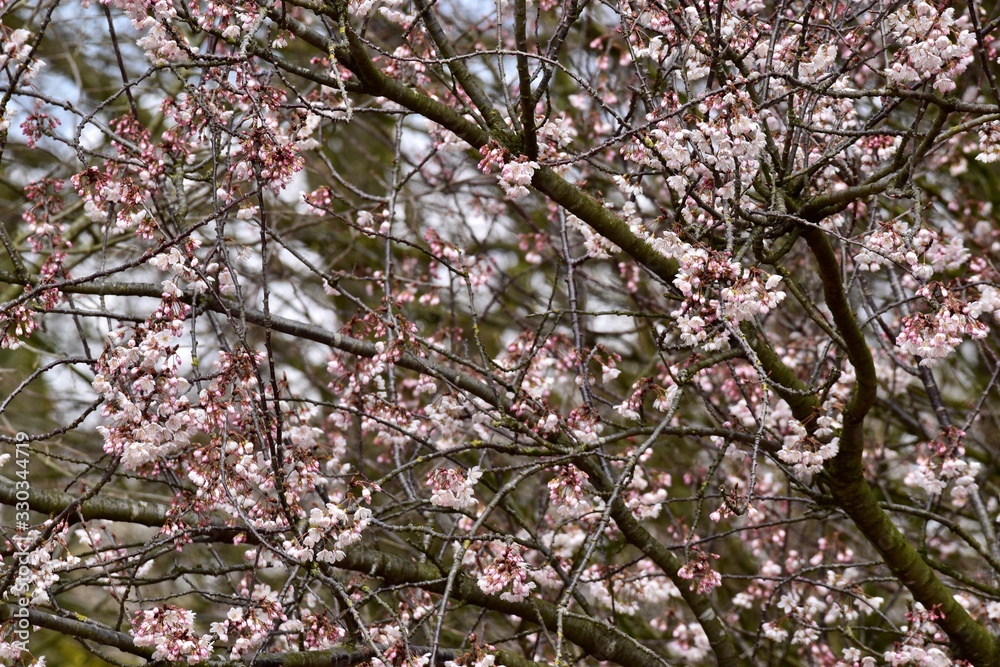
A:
677 548 722 594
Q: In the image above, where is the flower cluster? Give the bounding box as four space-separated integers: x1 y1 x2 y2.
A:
623 87 766 207
498 158 538 199
22 178 67 253
426 466 482 510
72 157 154 235
0 178 67 348
547 466 591 517
5 529 70 606
777 419 839 478
210 601 283 659
883 2 976 94
622 457 669 520
20 106 60 150
0 300 42 350
895 286 987 366
93 300 201 470
615 380 646 420
104 0 191 64
905 455 981 507
477 142 538 199
181 349 320 533
719 273 786 322
233 125 306 192
132 606 213 664
475 543 537 602
291 610 346 651
854 220 937 279
421 394 476 450
977 121 1000 163
477 142 506 174
670 622 712 663
535 112 578 161
663 243 786 350
903 432 980 507
0 28 44 84
149 241 213 297
294 503 373 564
881 604 950 666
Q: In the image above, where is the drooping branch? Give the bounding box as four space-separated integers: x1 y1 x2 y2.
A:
0 480 668 667
0 604 499 667
575 458 747 667
338 549 671 667
0 604 154 659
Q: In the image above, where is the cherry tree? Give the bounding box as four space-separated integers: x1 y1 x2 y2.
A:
4 0 1000 664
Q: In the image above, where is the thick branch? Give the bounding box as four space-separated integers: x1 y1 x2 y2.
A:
801 227 877 448
409 0 510 134
801 228 1000 665
513 0 538 159
0 604 154 659
828 471 1000 664
0 476 172 527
